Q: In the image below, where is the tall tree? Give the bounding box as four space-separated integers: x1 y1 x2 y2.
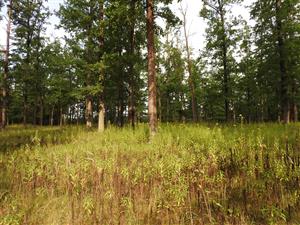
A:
180 5 197 122
147 0 158 135
1 0 12 129
200 0 240 122
98 0 105 132
11 0 49 125
251 0 300 123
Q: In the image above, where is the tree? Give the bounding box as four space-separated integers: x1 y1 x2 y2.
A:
200 0 241 122
180 5 197 122
98 0 105 132
1 0 12 129
157 28 186 122
251 0 300 123
59 0 105 129
11 0 49 125
146 0 157 135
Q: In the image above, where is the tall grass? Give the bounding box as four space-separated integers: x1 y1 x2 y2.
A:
1 123 300 224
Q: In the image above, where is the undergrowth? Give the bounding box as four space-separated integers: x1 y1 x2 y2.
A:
1 123 300 225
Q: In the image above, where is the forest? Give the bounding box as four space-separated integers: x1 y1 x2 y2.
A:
0 0 300 224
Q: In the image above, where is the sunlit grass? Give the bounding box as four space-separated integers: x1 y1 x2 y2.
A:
1 123 300 224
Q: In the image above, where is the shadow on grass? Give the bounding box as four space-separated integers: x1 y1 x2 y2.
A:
0 125 82 152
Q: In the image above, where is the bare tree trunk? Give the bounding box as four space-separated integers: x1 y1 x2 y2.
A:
147 0 158 136
98 96 105 132
76 104 80 126
180 5 197 122
276 0 289 123
60 106 63 127
1 0 12 129
98 0 105 132
86 97 93 128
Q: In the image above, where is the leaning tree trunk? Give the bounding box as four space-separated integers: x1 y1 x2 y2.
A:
147 0 158 136
1 0 12 129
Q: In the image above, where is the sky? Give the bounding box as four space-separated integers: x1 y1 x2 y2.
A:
0 0 254 54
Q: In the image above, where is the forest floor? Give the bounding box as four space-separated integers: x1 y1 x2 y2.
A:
1 123 300 225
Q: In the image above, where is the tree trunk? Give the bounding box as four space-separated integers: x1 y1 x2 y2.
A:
98 96 105 132
98 0 105 132
276 0 289 123
1 0 12 129
147 0 158 136
76 104 80 126
86 97 93 128
117 49 124 127
60 106 63 127
180 6 197 122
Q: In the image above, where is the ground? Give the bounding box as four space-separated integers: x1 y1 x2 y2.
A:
1 123 300 225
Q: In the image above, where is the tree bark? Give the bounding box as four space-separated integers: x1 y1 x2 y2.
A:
98 96 105 132
147 0 158 136
60 106 63 126
1 0 12 129
86 97 93 128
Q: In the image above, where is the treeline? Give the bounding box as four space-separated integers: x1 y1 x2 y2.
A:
0 0 299 133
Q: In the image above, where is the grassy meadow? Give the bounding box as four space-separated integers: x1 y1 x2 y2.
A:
1 123 300 224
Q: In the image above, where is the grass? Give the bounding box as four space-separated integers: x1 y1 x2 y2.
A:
1 123 300 224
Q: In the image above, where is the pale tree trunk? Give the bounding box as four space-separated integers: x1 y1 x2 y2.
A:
147 0 158 136
86 97 93 128
1 0 12 129
98 96 105 132
76 104 80 126
180 5 197 122
98 0 105 132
